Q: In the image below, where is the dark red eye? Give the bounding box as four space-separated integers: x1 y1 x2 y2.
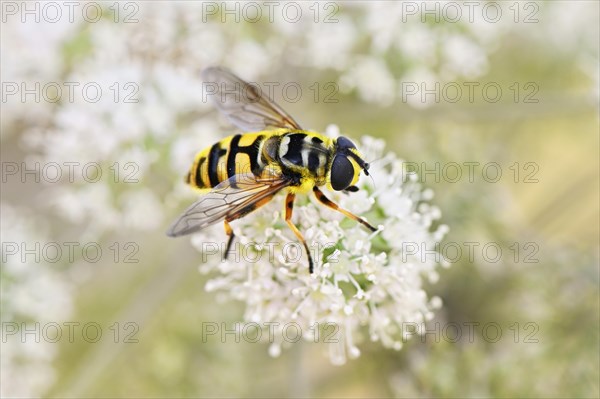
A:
331 155 354 191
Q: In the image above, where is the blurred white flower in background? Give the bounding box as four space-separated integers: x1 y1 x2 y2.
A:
340 58 396 106
442 34 489 79
1 204 75 397
396 25 437 66
290 16 358 70
194 135 448 364
1 18 77 134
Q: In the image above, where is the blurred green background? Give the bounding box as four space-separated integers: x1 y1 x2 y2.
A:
1 1 598 397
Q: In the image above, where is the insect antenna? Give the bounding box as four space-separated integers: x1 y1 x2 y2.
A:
368 172 376 190
366 155 386 165
363 155 386 191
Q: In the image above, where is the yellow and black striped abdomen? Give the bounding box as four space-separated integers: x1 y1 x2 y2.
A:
186 132 267 190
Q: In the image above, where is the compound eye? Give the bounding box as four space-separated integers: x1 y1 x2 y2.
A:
336 136 357 151
331 155 354 191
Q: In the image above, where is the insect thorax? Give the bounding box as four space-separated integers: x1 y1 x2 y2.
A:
271 132 331 184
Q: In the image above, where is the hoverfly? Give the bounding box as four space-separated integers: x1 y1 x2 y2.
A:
167 67 376 273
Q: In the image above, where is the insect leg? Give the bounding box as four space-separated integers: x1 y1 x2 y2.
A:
222 192 280 261
223 220 235 259
313 186 377 232
284 193 314 274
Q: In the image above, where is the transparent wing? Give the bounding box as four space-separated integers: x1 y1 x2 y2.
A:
166 171 290 237
202 67 303 131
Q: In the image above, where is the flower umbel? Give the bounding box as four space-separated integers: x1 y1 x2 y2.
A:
193 133 449 365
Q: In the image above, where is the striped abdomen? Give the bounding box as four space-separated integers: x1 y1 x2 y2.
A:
186 132 267 190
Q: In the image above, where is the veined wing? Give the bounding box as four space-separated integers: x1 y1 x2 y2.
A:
202 67 303 131
166 172 290 237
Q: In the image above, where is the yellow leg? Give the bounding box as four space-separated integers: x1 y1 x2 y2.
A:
313 187 377 232
285 193 314 273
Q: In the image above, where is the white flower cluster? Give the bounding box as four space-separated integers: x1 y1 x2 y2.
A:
194 133 449 364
